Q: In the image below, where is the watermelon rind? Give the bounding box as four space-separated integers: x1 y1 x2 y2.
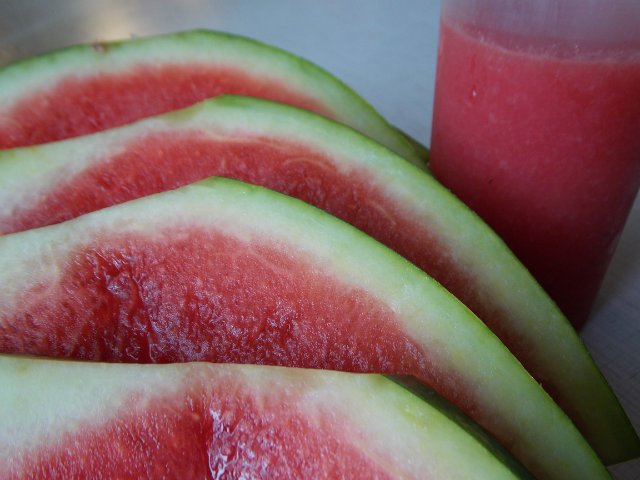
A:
0 95 635 465
0 177 611 480
0 29 425 167
0 355 533 479
388 375 534 479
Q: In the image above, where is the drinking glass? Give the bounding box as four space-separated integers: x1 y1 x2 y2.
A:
430 0 640 328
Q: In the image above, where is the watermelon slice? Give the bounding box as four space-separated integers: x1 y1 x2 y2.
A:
0 95 635 465
0 355 534 479
0 29 425 168
0 178 611 480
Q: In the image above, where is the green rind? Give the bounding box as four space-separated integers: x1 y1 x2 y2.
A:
0 29 426 167
388 375 534 480
0 177 611 480
0 94 635 464
0 355 529 479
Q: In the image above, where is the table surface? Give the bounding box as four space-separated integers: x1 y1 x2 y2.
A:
1 1 639 478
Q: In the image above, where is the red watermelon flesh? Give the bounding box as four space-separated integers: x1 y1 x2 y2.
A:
1 64 328 149
0 356 534 480
0 96 635 465
0 30 425 167
0 178 611 480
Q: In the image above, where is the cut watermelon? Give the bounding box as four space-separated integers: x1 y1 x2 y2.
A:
0 95 635 465
0 355 534 479
0 178 611 480
0 29 424 168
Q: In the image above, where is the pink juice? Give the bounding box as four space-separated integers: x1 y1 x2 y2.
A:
430 18 640 328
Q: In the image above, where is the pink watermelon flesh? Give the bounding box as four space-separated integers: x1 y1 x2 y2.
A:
4 228 472 418
11 376 386 479
0 65 330 149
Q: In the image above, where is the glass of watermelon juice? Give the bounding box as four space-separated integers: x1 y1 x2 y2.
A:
430 0 640 328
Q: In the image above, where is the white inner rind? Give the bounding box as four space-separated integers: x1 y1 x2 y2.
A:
0 356 189 455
